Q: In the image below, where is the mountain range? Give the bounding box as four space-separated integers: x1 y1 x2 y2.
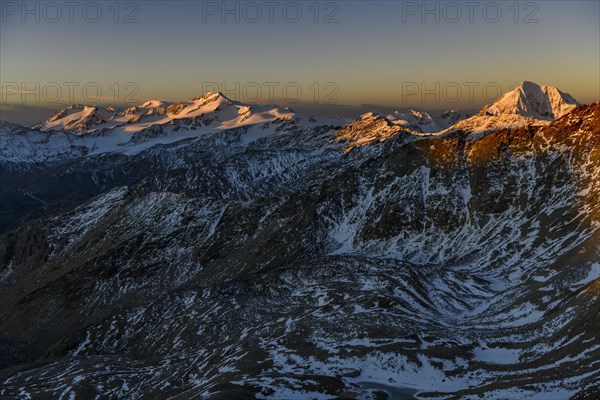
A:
0 81 598 399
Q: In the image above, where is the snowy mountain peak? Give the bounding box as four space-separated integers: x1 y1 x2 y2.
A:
36 104 118 134
484 81 579 120
140 100 169 109
188 91 233 104
2 89 347 162
336 112 405 151
338 108 474 150
441 82 582 136
27 90 288 137
358 111 383 120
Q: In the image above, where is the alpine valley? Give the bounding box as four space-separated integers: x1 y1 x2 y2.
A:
0 81 599 399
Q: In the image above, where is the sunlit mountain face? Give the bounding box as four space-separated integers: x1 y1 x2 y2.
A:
1 1 599 399
1 81 599 399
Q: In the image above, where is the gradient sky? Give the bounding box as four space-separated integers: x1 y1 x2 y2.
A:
1 0 599 124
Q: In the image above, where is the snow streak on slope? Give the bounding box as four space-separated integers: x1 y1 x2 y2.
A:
0 90 598 399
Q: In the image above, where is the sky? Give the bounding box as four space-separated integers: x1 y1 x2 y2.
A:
1 0 599 125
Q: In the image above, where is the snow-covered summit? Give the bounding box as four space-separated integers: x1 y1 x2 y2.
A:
140 100 169 109
334 108 474 151
484 81 579 120
35 104 118 134
442 81 581 136
31 91 299 136
386 110 441 133
384 109 472 133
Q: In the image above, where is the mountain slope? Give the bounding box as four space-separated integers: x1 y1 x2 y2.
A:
0 102 599 399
